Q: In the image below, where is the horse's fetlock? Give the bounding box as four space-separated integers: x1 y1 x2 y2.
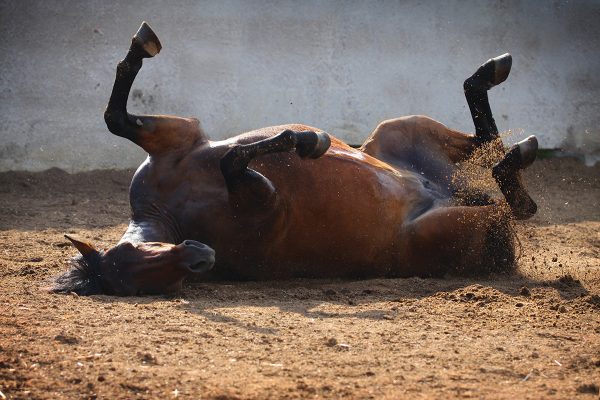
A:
116 60 130 75
117 57 142 76
104 109 126 134
279 129 297 145
491 164 505 186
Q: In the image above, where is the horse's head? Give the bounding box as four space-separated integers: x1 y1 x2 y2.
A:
52 235 215 296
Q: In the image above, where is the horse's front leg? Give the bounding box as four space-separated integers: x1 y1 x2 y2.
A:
104 22 205 155
220 129 330 214
104 22 161 144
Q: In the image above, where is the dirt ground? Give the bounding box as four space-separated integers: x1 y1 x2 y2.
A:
0 157 598 399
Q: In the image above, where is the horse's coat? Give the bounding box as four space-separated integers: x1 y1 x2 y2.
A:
53 22 538 296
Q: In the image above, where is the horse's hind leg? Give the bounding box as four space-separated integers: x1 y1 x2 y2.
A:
220 129 331 213
361 54 514 171
361 116 477 165
361 115 479 196
464 53 512 144
465 54 537 219
402 204 515 277
492 135 538 219
363 54 537 218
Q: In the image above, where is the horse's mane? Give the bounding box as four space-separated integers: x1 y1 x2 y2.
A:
51 253 104 295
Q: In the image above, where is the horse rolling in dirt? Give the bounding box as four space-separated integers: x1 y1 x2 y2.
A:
53 22 538 296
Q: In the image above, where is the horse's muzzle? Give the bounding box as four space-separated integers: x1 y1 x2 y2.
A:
180 240 216 273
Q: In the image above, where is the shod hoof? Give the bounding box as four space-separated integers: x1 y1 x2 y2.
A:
307 132 331 159
488 53 512 87
132 21 162 58
466 53 512 90
296 131 331 159
492 136 538 220
515 135 538 169
518 196 538 220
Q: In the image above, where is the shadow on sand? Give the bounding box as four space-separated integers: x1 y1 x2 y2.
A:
86 272 593 336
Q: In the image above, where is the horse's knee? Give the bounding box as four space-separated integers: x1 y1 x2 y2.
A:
116 59 141 78
376 116 441 138
104 109 127 137
410 115 449 135
376 116 410 133
220 145 248 180
274 129 299 150
363 118 411 156
221 157 279 215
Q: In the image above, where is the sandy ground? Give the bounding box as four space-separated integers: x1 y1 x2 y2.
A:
0 157 598 399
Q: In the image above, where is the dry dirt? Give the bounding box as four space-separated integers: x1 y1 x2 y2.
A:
0 157 599 399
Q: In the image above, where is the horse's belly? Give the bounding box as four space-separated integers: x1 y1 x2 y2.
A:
248 148 433 278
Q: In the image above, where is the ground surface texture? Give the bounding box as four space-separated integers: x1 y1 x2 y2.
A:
0 157 599 399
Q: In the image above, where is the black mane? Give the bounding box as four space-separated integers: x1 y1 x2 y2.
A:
51 253 104 295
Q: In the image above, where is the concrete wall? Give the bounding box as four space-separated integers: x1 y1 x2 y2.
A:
1 0 599 171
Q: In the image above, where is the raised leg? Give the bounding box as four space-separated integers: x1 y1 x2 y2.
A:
463 54 538 219
104 22 161 144
103 22 204 155
362 55 514 170
220 129 331 213
464 53 512 144
361 116 477 164
361 115 479 196
362 54 537 219
492 135 538 219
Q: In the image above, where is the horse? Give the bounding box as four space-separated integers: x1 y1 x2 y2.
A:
52 22 538 296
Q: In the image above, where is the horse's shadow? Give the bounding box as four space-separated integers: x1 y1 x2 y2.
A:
88 272 592 336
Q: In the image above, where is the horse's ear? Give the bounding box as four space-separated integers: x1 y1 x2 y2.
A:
64 235 99 258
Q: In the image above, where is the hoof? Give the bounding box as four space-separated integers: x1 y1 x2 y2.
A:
516 195 538 220
499 135 538 171
515 135 538 169
306 132 331 159
492 143 538 220
132 21 162 58
465 53 512 90
296 131 331 159
503 179 537 220
488 53 512 87
492 169 537 220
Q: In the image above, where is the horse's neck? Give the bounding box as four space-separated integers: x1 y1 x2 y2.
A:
118 220 178 244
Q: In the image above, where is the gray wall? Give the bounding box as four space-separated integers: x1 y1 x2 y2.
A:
1 0 599 171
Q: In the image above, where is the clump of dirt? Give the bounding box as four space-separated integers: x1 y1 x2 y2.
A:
452 133 512 199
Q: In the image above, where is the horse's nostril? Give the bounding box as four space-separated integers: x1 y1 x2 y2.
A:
187 255 216 273
183 240 205 248
182 240 214 255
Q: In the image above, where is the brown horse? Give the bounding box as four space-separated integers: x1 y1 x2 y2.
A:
53 22 538 296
